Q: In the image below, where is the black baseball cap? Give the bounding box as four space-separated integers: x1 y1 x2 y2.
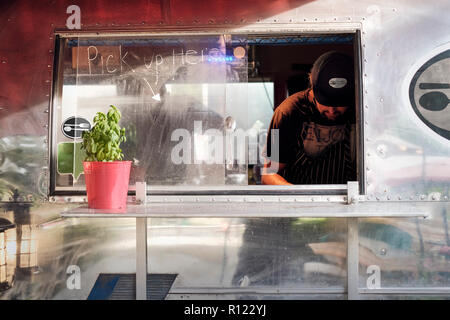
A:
311 51 355 107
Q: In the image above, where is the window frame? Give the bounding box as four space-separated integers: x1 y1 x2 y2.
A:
49 28 364 198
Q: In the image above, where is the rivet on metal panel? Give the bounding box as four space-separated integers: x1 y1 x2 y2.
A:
398 196 402 200
444 196 448 201
432 195 437 200
366 167 370 171
347 17 352 21
289 19 293 22
303 18 307 22
392 8 397 12
44 109 49 113
333 17 337 21
1 60 7 64
387 196 391 200
365 105 369 109
314 18 318 21
380 248 387 255
376 196 380 201
420 195 426 200
141 21 146 25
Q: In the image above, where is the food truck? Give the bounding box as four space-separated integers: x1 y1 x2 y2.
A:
0 0 449 300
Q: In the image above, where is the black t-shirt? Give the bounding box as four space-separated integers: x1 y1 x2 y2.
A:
264 89 356 184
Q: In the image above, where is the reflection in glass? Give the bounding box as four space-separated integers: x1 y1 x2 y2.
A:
0 218 15 292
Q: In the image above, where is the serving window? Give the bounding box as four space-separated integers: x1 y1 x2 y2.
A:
50 32 362 195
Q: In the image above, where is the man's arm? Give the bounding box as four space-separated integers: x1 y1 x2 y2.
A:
261 160 292 185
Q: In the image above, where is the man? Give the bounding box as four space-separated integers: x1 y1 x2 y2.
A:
262 51 356 185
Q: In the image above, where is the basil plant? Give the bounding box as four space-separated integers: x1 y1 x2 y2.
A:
81 105 126 162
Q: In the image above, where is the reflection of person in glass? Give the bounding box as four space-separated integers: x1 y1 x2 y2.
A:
262 51 356 185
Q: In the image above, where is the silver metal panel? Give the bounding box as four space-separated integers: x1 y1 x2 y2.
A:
1 0 450 301
358 203 450 289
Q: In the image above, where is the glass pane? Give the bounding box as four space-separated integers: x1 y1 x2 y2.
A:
54 35 252 190
0 249 5 265
0 265 6 282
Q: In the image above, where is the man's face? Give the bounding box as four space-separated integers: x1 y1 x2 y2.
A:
315 101 349 121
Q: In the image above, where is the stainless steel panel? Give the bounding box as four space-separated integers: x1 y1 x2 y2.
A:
358 203 450 288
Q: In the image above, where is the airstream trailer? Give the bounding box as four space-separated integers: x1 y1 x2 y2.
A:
0 0 449 301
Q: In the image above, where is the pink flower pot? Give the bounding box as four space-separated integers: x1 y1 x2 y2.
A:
83 161 131 210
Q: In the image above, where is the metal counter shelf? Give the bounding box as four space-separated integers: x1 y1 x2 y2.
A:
61 201 430 218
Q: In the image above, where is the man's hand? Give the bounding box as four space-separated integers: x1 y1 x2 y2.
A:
261 160 292 185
